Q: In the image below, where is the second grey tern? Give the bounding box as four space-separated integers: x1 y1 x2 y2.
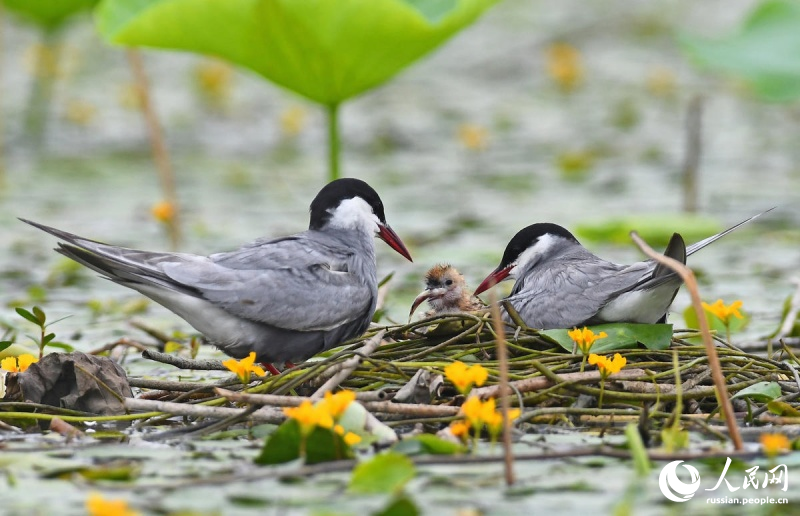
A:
473 210 771 329
22 178 412 372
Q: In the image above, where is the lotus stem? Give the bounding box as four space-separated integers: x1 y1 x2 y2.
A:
327 102 341 181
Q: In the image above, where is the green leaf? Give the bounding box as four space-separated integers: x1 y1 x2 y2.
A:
541 323 673 352
349 452 416 494
44 342 74 352
0 342 12 353
42 333 56 345
96 0 499 105
679 0 800 102
682 305 749 335
624 423 651 476
373 495 420 516
255 419 353 466
392 434 466 456
767 400 800 417
32 306 46 325
15 308 41 326
732 381 781 403
2 0 98 30
575 214 722 247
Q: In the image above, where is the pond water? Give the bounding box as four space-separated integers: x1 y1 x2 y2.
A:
1 0 800 514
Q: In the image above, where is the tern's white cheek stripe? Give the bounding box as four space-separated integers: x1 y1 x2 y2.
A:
326 197 380 234
512 233 560 276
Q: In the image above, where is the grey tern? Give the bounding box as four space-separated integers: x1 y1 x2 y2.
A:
21 178 412 373
473 210 771 329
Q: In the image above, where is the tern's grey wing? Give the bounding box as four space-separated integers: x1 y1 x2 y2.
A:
162 233 374 332
508 255 650 329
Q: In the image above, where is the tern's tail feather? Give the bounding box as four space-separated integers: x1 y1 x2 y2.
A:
686 207 775 256
19 218 200 297
652 232 686 278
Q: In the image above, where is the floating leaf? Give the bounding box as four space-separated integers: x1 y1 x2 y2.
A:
541 323 672 352
15 307 41 326
679 0 800 102
768 400 800 417
96 0 499 105
374 495 420 516
732 381 781 403
255 419 353 466
575 214 721 247
683 305 749 335
2 0 98 30
349 452 416 494
391 434 466 456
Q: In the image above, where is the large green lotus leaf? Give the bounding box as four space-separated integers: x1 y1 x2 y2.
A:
679 0 800 102
97 0 498 105
3 0 98 30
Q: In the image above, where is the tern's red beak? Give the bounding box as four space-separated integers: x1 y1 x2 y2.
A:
378 224 413 262
408 290 432 320
474 266 511 296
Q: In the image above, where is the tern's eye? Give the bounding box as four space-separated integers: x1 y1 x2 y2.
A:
445 279 453 286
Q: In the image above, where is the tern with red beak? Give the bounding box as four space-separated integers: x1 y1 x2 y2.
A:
22 178 412 372
409 264 484 319
474 211 771 329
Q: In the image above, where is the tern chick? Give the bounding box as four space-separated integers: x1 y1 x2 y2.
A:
409 264 484 319
22 178 413 370
474 210 771 329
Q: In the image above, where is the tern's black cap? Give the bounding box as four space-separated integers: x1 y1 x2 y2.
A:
309 178 386 230
499 223 579 267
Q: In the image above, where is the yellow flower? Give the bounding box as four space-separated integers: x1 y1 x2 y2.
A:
333 424 361 446
280 106 307 137
450 420 470 439
457 123 488 151
151 201 176 224
283 400 334 434
459 396 485 428
1 354 38 373
480 397 521 437
568 327 608 355
320 390 356 419
444 361 489 395
702 299 744 325
761 433 791 458
222 352 266 384
545 42 583 91
589 353 626 379
194 59 233 102
86 492 139 516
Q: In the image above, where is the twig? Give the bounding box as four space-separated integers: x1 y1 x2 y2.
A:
311 330 385 399
471 368 647 399
130 320 174 344
129 377 240 392
124 397 285 423
769 277 800 358
88 338 150 355
49 417 85 439
489 290 515 486
630 231 743 450
215 388 460 417
142 349 228 370
126 49 181 249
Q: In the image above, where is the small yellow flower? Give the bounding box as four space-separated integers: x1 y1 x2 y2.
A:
568 327 608 355
702 299 744 325
194 59 233 103
457 123 488 151
450 420 470 439
280 106 307 137
222 351 266 384
343 431 361 446
283 400 334 434
761 433 791 458
86 492 139 516
481 398 521 437
321 390 356 419
459 396 485 428
1 354 38 373
589 353 626 379
545 42 583 91
151 201 176 224
444 361 489 395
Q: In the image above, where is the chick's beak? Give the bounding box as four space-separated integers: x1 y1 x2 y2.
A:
378 223 413 262
409 289 432 320
474 265 512 296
